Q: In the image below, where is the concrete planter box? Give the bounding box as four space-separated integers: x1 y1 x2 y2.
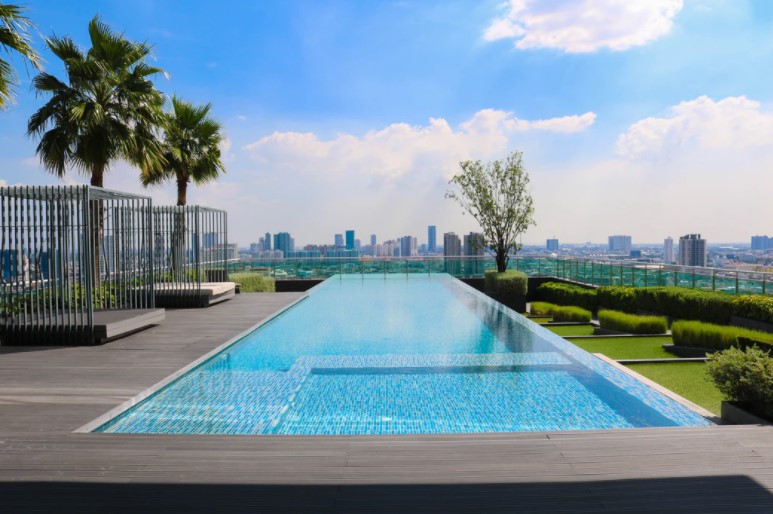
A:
663 344 716 358
730 315 773 334
721 401 772 426
488 294 526 314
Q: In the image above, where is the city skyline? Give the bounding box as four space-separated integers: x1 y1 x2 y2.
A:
1 1 772 245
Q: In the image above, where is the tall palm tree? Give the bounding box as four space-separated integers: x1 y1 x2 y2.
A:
0 2 41 109
143 96 225 277
27 15 166 187
27 16 166 298
143 96 225 205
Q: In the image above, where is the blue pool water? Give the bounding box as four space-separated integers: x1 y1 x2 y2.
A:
96 274 710 435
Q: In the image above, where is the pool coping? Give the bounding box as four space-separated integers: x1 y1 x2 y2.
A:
74 292 312 433
593 353 721 424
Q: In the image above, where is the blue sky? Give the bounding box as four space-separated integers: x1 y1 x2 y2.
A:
1 0 773 246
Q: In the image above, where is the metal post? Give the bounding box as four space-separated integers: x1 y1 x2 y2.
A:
736 271 739 294
712 270 716 291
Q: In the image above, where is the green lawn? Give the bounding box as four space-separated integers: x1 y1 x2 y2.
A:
568 336 674 360
626 362 725 416
544 324 596 336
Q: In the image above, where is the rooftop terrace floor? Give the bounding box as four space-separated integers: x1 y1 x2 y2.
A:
1 293 773 512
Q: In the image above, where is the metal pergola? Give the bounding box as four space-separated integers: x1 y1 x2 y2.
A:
151 205 231 307
0 185 160 345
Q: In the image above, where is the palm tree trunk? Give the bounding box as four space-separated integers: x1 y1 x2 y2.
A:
172 176 189 277
177 176 188 206
89 166 105 308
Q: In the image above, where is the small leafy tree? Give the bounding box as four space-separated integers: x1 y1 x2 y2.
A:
446 151 535 272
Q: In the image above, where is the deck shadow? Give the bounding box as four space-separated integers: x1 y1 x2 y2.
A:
2 474 772 513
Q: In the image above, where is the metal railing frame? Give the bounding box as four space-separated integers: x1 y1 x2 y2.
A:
230 255 772 296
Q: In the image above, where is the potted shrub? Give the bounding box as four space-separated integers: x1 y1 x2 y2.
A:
706 346 773 425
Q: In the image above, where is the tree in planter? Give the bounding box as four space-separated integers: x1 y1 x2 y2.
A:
446 151 536 272
141 96 225 275
27 16 166 303
0 2 42 109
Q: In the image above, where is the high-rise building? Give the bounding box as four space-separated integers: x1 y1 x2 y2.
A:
428 225 437 253
546 239 559 252
443 233 461 256
608 235 632 254
345 230 355 250
264 232 271 251
751 235 772 250
463 232 485 256
370 234 377 246
334 233 343 248
443 232 461 274
678 234 707 267
354 239 361 252
273 232 294 255
664 237 674 263
464 232 485 275
399 236 417 257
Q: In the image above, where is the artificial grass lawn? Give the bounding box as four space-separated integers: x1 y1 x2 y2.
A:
626 362 725 416
544 324 596 336
568 336 674 360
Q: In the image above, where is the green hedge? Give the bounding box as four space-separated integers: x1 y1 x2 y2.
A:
598 309 667 334
633 287 735 325
732 295 773 324
484 270 527 296
537 283 773 326
707 346 773 420
229 273 276 293
597 286 637 313
530 301 556 316
536 282 597 312
671 320 773 351
552 305 592 323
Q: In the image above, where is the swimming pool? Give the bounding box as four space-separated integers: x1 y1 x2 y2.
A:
95 274 710 435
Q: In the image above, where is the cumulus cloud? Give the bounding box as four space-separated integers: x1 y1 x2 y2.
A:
244 108 596 179
616 95 773 159
484 0 683 53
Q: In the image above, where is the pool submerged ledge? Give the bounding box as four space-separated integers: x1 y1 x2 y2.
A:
86 274 712 435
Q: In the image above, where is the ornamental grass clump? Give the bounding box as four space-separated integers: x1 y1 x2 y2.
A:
229 273 275 292
671 320 773 350
706 346 773 420
732 295 773 325
598 309 668 334
551 305 592 323
536 282 597 312
530 301 556 316
596 286 637 313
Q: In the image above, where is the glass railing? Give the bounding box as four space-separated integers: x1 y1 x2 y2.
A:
230 256 772 296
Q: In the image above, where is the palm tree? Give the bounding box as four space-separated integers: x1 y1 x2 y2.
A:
27 16 166 298
27 15 166 187
143 96 225 277
0 2 41 109
143 96 225 205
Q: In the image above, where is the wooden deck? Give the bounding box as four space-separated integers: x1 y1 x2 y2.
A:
2 293 773 512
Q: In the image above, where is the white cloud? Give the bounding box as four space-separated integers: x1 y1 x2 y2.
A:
616 95 773 159
244 108 595 180
484 0 683 53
